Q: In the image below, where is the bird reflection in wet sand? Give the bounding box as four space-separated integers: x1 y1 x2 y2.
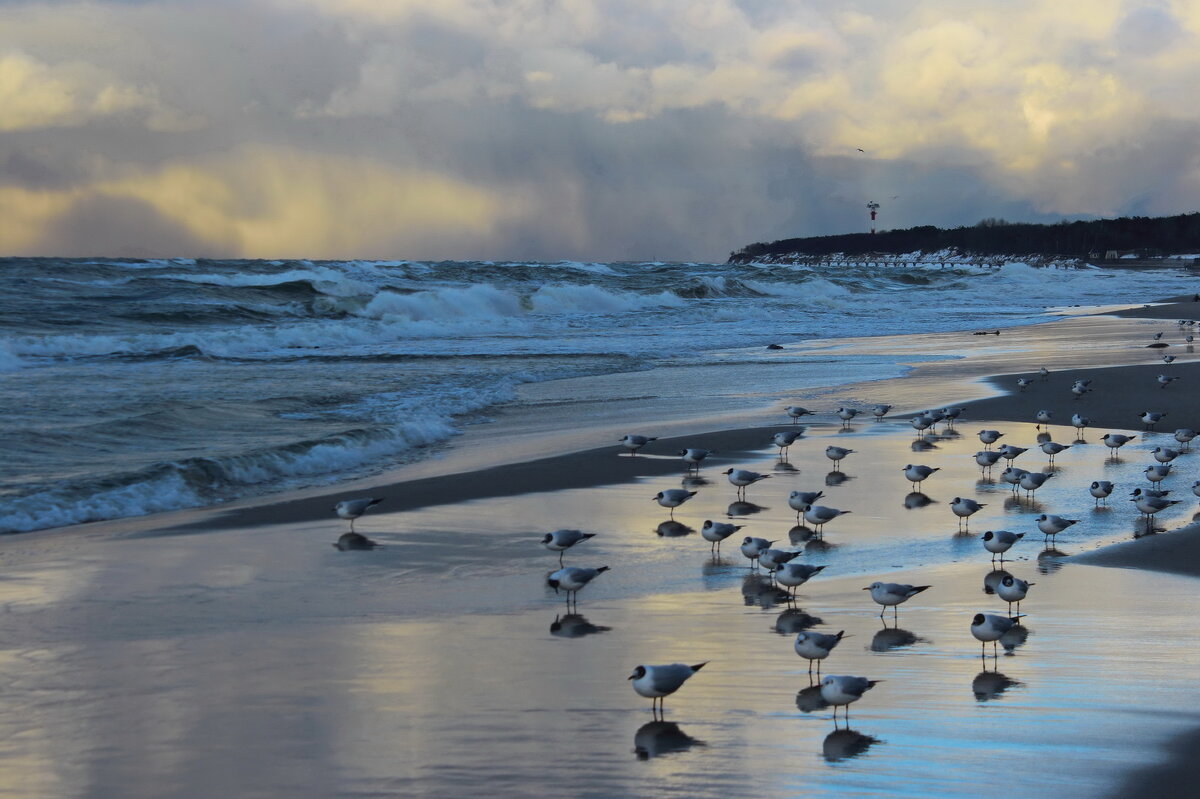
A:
999 622 1030 654
1037 547 1066 574
870 626 923 652
773 460 799 473
823 728 881 763
903 491 935 510
333 531 380 551
633 721 705 760
681 475 710 489
727 501 766 517
825 471 850 487
742 574 791 609
773 607 822 635
972 670 1023 702
550 613 612 639
656 520 694 537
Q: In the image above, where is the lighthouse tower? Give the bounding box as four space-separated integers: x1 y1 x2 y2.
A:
867 201 880 234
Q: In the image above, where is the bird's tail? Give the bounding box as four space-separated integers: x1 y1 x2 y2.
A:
691 662 709 672
368 498 384 507
596 566 611 574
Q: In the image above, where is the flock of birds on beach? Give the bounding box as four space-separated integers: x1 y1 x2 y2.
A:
328 317 1199 749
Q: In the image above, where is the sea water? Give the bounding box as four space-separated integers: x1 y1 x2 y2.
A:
2 256 1196 533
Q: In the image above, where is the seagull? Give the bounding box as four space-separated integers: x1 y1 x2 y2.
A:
1152 446 1180 463
940 407 965 426
1018 471 1054 497
759 548 802 573
773 562 826 596
997 444 1028 463
1000 467 1030 493
1036 514 1078 542
903 464 940 488
740 536 776 568
820 675 880 723
975 450 1005 470
1038 366 1050 381
1141 411 1168 430
978 430 1005 448
1174 428 1197 450
982 530 1023 563
334 497 383 532
996 576 1033 616
871 404 893 420
548 565 609 606
1034 410 1053 428
1070 383 1092 399
1071 413 1091 435
678 448 711 471
1101 433 1136 455
788 490 825 519
971 612 1024 657
1041 441 1070 463
1131 494 1180 519
785 405 814 423
795 630 846 676
1162 355 1177 364
1154 331 1165 340
772 431 803 456
802 504 852 534
1089 480 1114 505
1016 378 1033 391
910 415 933 433
1157 374 1180 389
653 488 697 518
1130 487 1171 499
700 520 743 554
836 407 860 425
542 529 596 565
629 662 707 714
950 497 986 530
1073 378 1093 389
724 468 770 498
825 446 854 469
864 581 930 620
1144 463 1171 484
620 434 658 454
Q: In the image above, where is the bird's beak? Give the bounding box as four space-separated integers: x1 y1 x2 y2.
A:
626 674 635 680
861 587 870 590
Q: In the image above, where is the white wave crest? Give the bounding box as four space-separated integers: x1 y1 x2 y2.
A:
158 266 375 297
362 284 525 322
530 284 684 314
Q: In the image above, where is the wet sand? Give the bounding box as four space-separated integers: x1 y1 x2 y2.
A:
2 297 1200 796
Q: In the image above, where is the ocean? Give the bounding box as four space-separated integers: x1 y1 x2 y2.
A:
2 256 1197 534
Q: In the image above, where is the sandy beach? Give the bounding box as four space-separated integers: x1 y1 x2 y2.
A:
3 297 1200 797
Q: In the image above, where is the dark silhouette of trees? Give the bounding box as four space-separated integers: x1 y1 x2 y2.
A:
728 212 1200 262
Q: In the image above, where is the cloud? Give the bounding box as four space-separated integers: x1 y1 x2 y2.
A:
0 0 1199 260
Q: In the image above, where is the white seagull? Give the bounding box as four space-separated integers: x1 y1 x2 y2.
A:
785 405 814 423
950 497 986 530
739 536 775 568
903 464 940 488
1101 433 1136 455
653 488 697 518
864 581 931 620
1089 480 1114 505
871 404 893 420
971 612 1024 657
700 520 743 554
802 504 852 535
996 576 1033 615
787 490 825 520
620 434 658 454
629 662 707 714
820 675 880 723
334 497 383 532
678 447 711 470
795 630 846 677
1036 513 1078 542
724 468 770 498
825 445 854 469
548 565 609 606
542 529 596 565
978 429 1005 448
981 530 1023 563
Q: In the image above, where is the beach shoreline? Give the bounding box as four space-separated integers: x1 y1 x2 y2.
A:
3 293 1200 796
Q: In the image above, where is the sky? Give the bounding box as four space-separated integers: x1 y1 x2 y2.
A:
1 0 1199 262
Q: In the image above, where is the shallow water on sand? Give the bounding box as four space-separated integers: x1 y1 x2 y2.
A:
0 420 1197 797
